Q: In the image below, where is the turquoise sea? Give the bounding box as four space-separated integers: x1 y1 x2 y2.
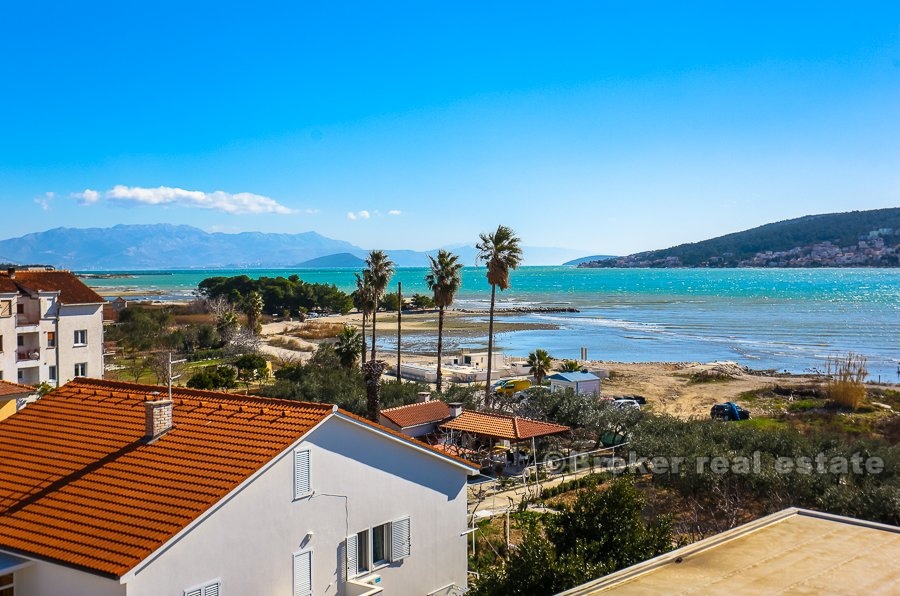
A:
82 267 900 382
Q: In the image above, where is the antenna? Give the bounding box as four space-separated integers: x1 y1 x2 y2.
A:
168 352 187 400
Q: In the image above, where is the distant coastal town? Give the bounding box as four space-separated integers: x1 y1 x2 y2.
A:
582 226 899 268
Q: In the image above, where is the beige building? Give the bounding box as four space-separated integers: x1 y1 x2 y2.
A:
560 507 900 595
0 267 105 387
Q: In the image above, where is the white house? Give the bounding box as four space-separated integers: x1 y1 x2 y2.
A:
547 371 602 396
0 267 105 387
0 378 476 596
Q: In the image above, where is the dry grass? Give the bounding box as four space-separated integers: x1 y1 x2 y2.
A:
267 336 315 352
287 321 346 340
826 353 868 410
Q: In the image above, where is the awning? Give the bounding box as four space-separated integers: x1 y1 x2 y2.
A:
0 551 32 574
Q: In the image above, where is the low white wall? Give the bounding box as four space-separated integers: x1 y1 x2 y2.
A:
15 559 124 596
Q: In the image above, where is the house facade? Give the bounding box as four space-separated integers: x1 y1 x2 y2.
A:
0 378 475 596
0 268 105 387
548 371 602 396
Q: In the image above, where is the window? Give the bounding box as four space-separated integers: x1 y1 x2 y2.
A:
16 336 23 347
0 572 13 596
184 580 220 596
346 517 411 578
0 335 3 352
372 523 389 566
48 366 57 382
15 304 23 315
47 332 56 348
74 363 87 377
0 300 10 318
293 550 312 596
74 329 87 346
294 449 311 499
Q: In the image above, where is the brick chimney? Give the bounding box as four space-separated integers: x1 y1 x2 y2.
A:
448 402 463 418
417 391 431 403
144 397 174 442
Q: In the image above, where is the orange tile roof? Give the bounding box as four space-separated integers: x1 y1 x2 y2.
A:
0 378 473 578
0 270 104 304
441 410 570 441
0 378 337 578
0 380 35 398
380 400 450 428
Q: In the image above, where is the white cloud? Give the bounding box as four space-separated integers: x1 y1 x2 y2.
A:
388 209 402 216
347 210 371 220
71 189 100 205
70 185 293 214
34 191 55 211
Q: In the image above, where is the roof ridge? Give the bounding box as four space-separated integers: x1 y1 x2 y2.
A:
381 400 446 412
64 378 334 411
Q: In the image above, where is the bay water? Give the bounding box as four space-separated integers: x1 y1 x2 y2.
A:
82 267 900 381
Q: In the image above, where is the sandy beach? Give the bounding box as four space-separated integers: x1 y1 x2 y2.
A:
256 311 818 419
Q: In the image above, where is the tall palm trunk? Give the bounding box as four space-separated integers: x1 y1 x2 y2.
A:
370 301 378 361
363 359 387 422
360 311 368 367
485 283 497 408
436 306 445 392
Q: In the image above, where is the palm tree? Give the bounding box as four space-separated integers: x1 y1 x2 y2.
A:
559 359 581 373
527 349 553 385
353 272 376 366
365 250 395 362
476 225 523 407
425 249 464 392
243 291 264 335
334 325 362 369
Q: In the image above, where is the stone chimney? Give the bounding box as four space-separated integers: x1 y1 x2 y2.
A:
144 396 174 442
417 391 431 403
6 267 15 279
448 402 463 418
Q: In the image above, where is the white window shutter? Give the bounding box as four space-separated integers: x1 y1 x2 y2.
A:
202 584 220 596
294 449 311 498
391 516 411 561
345 533 358 579
293 550 312 596
185 590 202 596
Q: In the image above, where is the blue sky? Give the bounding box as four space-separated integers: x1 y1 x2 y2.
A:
1 1 898 255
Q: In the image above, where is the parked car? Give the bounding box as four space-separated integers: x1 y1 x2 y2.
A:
612 398 641 410
492 378 532 397
710 402 751 421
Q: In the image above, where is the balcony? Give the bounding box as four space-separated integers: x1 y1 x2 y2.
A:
16 349 40 366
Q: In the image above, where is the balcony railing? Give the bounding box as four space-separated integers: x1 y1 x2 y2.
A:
15 314 40 327
16 349 40 362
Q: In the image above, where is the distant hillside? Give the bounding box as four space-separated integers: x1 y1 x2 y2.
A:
0 224 584 269
563 255 617 266
580 208 900 268
296 253 367 268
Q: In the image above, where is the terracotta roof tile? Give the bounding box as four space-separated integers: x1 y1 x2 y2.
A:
440 410 570 441
380 400 450 428
0 378 334 578
0 270 104 304
0 380 35 398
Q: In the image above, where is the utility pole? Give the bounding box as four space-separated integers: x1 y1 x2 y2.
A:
396 281 402 383
168 352 187 400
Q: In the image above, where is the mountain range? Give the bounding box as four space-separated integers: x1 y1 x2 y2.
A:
0 224 589 270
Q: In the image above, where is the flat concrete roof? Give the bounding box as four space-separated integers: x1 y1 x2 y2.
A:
560 508 900 595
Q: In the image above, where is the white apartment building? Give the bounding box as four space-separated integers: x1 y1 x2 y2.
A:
0 267 105 387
